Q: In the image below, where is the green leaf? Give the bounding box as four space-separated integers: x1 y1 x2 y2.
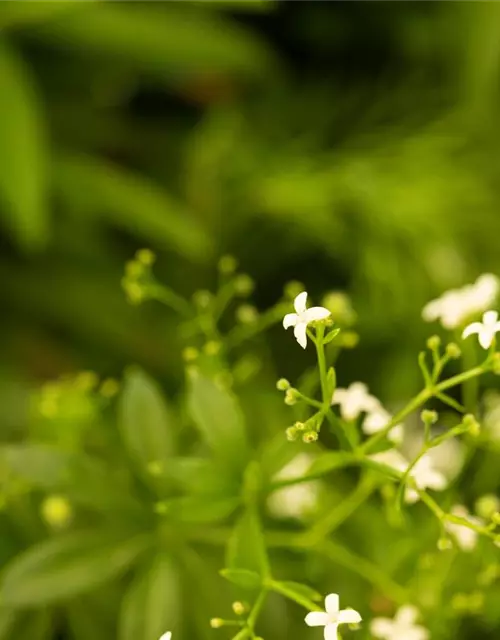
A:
307 451 357 476
119 554 180 640
54 153 211 262
219 568 261 590
118 368 174 481
164 496 240 524
32 4 276 80
186 370 249 469
0 41 48 250
0 444 71 488
0 530 150 606
323 329 341 345
325 366 337 398
270 581 322 609
226 508 269 578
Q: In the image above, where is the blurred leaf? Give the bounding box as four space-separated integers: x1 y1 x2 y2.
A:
219 568 261 590
119 553 180 640
31 4 276 79
226 507 269 578
54 154 211 262
193 0 274 13
0 40 48 250
0 2 82 29
118 368 175 481
8 609 52 640
186 371 249 470
165 495 240 524
166 457 235 495
0 609 16 640
0 530 150 606
270 581 322 609
0 444 71 488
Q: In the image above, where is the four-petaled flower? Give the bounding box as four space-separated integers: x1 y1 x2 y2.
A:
404 454 448 504
462 310 500 349
159 633 172 640
371 605 429 640
444 505 482 551
283 291 331 349
331 382 380 421
305 593 361 640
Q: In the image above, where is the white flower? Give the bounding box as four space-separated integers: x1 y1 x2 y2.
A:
268 454 320 520
305 593 361 640
283 291 331 349
422 274 499 329
462 310 500 349
371 605 429 640
370 451 447 503
444 505 481 551
331 382 380 421
363 407 403 444
404 429 465 482
159 633 172 640
404 454 447 504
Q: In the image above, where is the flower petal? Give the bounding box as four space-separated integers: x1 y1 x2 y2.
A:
395 605 418 626
370 618 394 638
324 593 340 615
324 623 339 640
294 291 308 314
283 313 298 329
294 322 308 349
483 310 499 325
159 633 172 640
305 612 330 627
462 322 482 339
337 608 362 625
304 306 331 324
478 329 494 349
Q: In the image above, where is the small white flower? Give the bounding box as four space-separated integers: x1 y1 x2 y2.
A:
370 451 447 504
305 593 361 640
444 505 481 551
331 382 380 421
283 291 331 349
371 605 429 640
462 310 500 349
268 454 320 520
422 274 499 329
363 407 403 444
404 454 447 504
159 633 172 640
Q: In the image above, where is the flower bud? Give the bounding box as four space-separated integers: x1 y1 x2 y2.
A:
475 494 500 520
136 248 155 266
41 495 72 529
203 341 221 356
100 378 120 398
284 280 305 300
234 274 254 296
286 426 298 441
294 421 306 431
303 430 318 443
284 388 299 405
182 347 199 362
210 618 224 629
445 342 461 359
232 601 247 616
421 409 438 425
321 292 356 327
437 536 453 551
236 304 258 324
339 331 359 349
192 289 212 308
276 378 290 391
462 414 480 436
218 254 238 275
426 335 441 351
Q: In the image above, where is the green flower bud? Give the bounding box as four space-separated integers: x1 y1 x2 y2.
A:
203 341 221 356
475 494 500 520
303 430 318 443
40 495 72 529
294 421 306 431
421 409 438 425
426 335 441 351
286 426 298 441
321 292 357 327
232 601 247 616
437 536 453 551
445 342 461 359
284 280 305 300
284 388 299 405
276 378 290 391
218 254 238 275
462 414 480 436
136 248 156 266
234 274 254 296
210 618 223 629
339 331 359 349
192 289 212 308
182 347 199 362
236 304 258 324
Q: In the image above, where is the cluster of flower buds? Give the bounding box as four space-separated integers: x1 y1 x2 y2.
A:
121 248 156 305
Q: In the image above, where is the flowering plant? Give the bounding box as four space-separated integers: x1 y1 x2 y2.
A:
1 252 499 640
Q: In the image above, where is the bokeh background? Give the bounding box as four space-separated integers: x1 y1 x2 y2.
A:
1 2 500 639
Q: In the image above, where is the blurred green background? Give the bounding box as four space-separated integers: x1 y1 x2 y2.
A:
1 2 500 639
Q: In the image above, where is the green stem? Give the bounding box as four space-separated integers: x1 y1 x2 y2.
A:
246 589 267 633
314 326 329 404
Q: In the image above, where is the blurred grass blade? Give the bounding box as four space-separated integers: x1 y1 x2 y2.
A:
226 507 269 578
0 40 48 250
119 554 180 640
30 4 276 79
118 368 175 483
54 153 211 262
0 530 150 607
186 370 249 470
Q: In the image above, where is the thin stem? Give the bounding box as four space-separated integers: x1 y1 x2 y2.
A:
246 589 267 633
314 326 329 405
